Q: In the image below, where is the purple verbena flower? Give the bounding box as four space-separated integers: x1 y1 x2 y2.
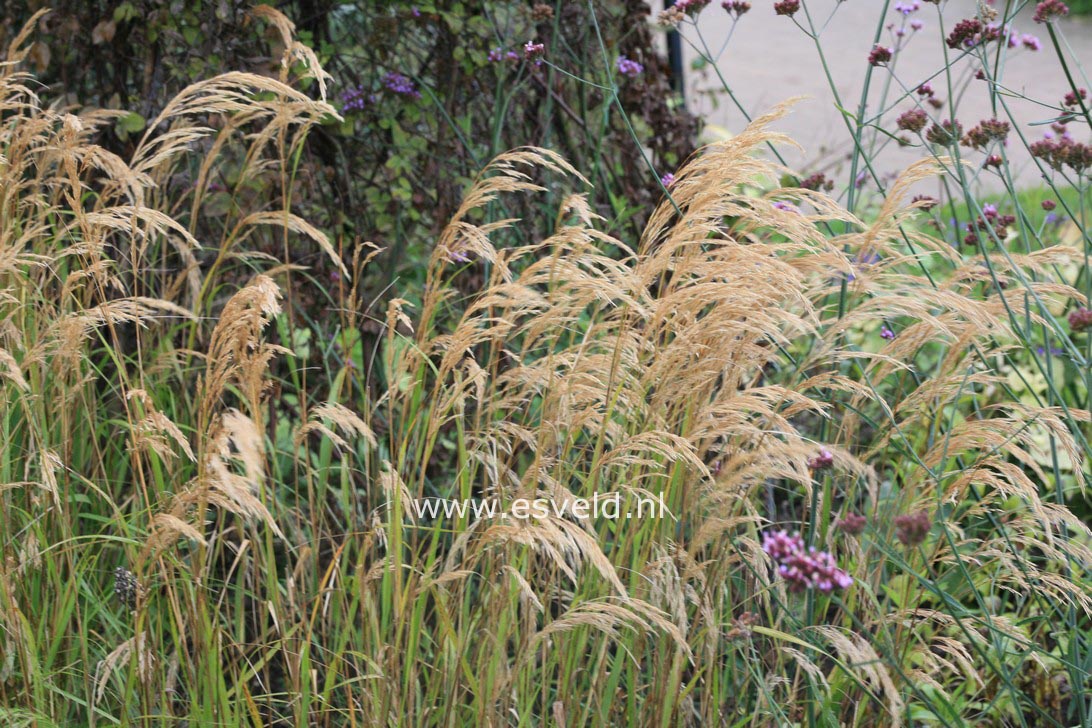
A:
762 530 853 594
1069 307 1092 332
616 56 644 78
660 172 676 188
1033 0 1070 24
762 530 805 563
807 448 834 471
946 18 983 49
1022 33 1042 51
868 44 894 65
836 513 867 535
722 0 751 16
340 85 369 113
894 510 932 546
382 72 421 99
774 0 800 16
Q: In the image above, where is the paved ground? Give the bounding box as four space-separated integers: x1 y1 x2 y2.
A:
678 1 1092 189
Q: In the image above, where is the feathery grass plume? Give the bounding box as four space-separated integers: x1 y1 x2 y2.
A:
93 632 156 705
295 402 377 451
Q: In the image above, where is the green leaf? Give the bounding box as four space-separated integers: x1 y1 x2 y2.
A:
119 112 145 134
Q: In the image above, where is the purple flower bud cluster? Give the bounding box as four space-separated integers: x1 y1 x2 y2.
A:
722 0 751 16
807 448 834 471
658 0 711 26
962 117 1010 149
774 0 800 16
881 326 896 341
911 194 938 211
339 85 374 114
488 42 546 67
868 44 894 66
1002 27 1042 51
616 56 644 78
926 119 963 146
1068 307 1092 332
1033 0 1070 24
1063 88 1088 108
381 72 421 99
946 18 983 49
762 530 854 594
799 172 834 191
836 512 867 535
894 1 920 15
894 510 931 546
1030 134 1092 174
660 172 676 188
896 108 928 133
488 47 521 63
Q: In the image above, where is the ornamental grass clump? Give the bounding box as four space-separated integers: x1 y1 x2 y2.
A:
0 6 1089 727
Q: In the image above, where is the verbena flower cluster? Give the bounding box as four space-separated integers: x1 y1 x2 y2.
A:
925 119 963 146
488 41 545 67
381 72 421 99
836 512 867 535
1068 307 1092 332
340 72 421 113
1063 87 1088 108
807 448 834 471
868 44 893 66
911 194 938 210
896 108 928 133
894 511 932 546
774 0 800 16
799 172 833 191
962 118 1010 150
946 18 983 49
658 0 709 25
1030 134 1092 174
722 1 751 16
616 56 644 78
961 203 1017 246
1033 0 1070 24
773 200 801 214
762 531 854 594
339 85 373 113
